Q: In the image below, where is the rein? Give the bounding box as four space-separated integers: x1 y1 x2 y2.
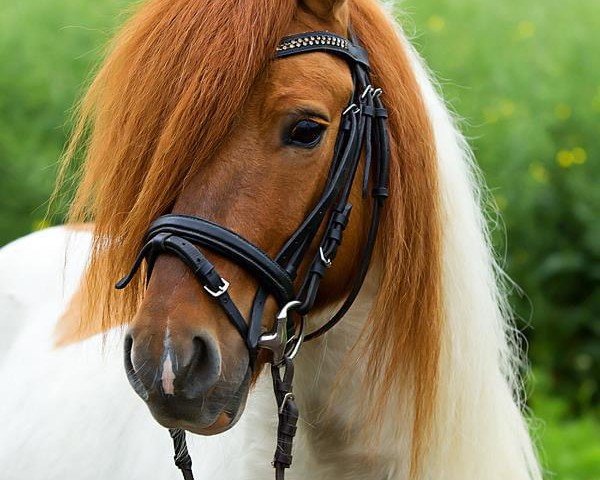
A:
116 30 389 480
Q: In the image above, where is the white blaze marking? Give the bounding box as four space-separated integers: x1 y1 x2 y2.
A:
162 326 175 395
162 355 175 395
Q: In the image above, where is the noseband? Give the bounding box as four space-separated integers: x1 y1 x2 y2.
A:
117 30 389 480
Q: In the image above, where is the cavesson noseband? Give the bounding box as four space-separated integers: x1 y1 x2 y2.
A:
117 30 390 480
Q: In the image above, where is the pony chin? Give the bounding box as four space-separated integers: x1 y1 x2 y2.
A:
146 367 252 436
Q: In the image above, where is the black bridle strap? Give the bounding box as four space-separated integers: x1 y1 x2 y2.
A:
275 109 362 270
304 197 384 340
117 232 251 344
169 429 194 480
300 88 389 338
147 215 295 304
294 92 367 311
247 107 363 340
271 358 298 480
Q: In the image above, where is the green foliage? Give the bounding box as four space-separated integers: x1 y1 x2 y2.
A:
397 0 600 474
398 0 600 411
0 0 598 475
531 370 600 479
0 0 130 244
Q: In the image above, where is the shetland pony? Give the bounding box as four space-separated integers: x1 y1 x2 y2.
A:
0 0 542 478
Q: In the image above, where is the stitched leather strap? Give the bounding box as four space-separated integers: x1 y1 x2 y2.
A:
116 232 251 346
271 359 298 478
148 215 295 304
275 31 370 69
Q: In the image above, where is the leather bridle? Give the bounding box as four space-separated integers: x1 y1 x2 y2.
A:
116 30 389 480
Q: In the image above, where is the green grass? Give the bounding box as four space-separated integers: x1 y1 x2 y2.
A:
530 371 600 479
0 0 130 243
1 0 598 476
538 413 600 479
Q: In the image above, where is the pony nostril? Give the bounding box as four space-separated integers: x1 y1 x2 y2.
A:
124 331 222 400
124 334 150 401
178 335 222 398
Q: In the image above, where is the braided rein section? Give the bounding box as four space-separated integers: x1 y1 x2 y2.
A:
169 428 195 480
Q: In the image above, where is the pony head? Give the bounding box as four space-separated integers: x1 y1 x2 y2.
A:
61 0 440 470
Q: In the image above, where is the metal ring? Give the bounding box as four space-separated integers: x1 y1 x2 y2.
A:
259 300 301 367
371 87 383 98
342 103 360 115
285 315 306 361
276 300 301 320
361 85 373 99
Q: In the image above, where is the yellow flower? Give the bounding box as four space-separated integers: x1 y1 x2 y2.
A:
427 15 446 33
556 150 575 168
529 162 549 183
517 21 536 40
500 100 516 117
483 107 499 124
572 147 587 165
556 148 587 168
554 103 572 120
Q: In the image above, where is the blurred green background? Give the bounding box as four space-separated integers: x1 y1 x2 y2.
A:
0 0 598 477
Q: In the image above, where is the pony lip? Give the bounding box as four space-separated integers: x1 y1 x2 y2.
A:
159 413 234 437
148 391 246 436
186 411 237 436
146 367 251 435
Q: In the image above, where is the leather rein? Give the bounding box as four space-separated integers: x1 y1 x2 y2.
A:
116 30 390 480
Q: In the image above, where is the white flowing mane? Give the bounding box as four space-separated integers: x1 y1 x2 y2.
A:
403 36 541 479
0 6 541 479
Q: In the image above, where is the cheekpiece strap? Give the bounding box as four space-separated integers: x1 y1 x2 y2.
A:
275 31 370 70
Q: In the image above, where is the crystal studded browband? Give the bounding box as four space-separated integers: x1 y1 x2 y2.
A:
275 31 370 69
276 32 349 51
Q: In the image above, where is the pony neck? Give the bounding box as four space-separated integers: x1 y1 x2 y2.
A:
290 266 412 477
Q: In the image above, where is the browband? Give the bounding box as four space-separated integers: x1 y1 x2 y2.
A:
275 31 370 69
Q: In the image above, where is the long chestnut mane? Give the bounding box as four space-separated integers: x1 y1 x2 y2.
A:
58 0 441 475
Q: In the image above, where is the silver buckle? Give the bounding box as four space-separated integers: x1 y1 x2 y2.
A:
203 278 230 297
278 392 296 414
319 247 332 268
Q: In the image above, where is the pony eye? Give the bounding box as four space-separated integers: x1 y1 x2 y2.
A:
286 119 325 148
